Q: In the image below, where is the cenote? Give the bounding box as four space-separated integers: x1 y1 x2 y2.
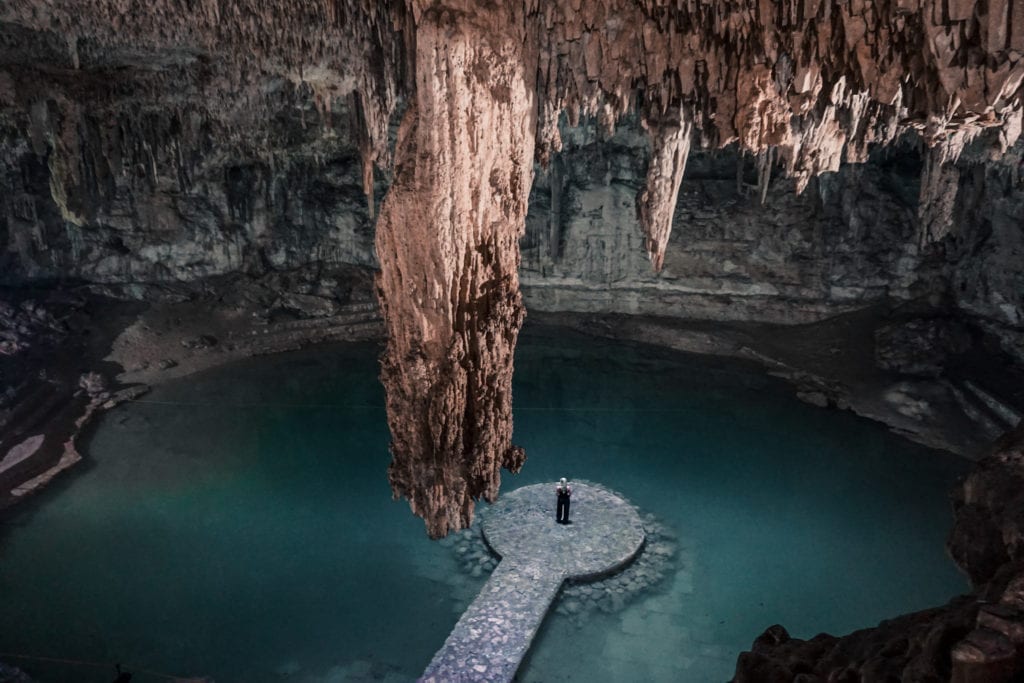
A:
0 329 969 682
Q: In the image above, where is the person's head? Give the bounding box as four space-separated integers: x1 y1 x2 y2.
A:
560 477 567 488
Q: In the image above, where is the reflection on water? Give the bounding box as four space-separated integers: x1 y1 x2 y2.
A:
0 329 968 682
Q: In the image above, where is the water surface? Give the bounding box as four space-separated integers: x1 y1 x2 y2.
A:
0 329 968 682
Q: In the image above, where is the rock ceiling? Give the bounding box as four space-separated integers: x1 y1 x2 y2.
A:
1 0 1021 535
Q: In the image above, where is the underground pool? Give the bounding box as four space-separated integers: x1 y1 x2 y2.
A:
0 328 969 682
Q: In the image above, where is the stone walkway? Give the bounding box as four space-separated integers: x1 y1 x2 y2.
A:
420 482 645 682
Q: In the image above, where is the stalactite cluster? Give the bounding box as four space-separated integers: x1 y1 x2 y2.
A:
0 0 406 224
381 0 1024 534
531 0 1023 250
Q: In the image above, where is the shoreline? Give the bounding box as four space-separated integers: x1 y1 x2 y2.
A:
0 287 383 515
5 289 1019 515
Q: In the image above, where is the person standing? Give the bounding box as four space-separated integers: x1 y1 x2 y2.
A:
556 477 572 524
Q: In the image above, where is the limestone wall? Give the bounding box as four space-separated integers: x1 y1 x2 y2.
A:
2 102 1022 358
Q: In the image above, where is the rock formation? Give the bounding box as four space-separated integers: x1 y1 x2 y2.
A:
374 3 534 537
373 0 1024 535
1 0 1023 536
0 1 403 284
638 109 694 270
733 425 1024 682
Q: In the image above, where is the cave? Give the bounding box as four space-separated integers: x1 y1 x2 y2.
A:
1 1 1024 682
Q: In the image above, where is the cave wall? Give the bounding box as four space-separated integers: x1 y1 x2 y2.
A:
521 123 1024 360
2 93 1023 358
0 94 379 285
0 0 404 287
2 85 1018 327
522 117 943 324
943 145 1024 361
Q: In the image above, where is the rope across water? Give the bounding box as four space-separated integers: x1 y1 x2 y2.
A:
0 652 209 681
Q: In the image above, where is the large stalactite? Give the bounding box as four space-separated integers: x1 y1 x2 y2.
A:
638 108 694 271
374 3 536 538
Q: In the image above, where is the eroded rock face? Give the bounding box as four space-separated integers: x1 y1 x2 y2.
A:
733 607 978 683
950 425 1024 587
941 144 1024 365
523 127 937 322
0 1 401 284
374 3 535 537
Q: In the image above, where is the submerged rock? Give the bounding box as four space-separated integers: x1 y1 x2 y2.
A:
0 662 33 683
446 481 679 623
733 426 1024 683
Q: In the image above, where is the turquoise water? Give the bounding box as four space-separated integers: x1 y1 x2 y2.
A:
0 329 969 682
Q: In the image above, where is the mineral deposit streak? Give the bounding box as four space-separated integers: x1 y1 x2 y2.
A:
421 483 646 682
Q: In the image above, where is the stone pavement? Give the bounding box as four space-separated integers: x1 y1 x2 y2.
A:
420 482 645 682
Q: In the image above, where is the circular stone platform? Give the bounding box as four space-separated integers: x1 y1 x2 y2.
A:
422 483 648 682
482 482 645 580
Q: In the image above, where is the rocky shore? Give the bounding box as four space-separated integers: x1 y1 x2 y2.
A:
530 300 1024 460
5 269 1018 515
0 265 382 512
0 288 144 511
733 424 1024 683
